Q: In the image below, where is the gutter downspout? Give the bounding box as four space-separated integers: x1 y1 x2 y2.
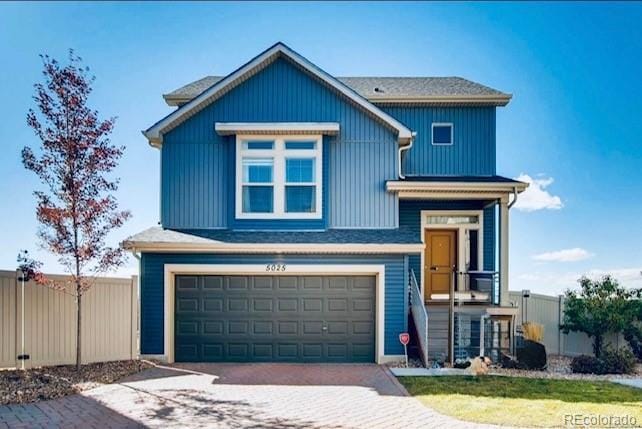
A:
507 186 519 209
398 132 416 179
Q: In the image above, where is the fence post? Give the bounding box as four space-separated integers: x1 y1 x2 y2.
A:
558 294 565 356
130 275 139 360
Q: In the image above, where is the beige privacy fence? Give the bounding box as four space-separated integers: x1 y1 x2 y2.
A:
0 270 138 369
508 291 625 356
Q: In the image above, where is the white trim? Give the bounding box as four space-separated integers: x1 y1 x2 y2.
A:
124 242 424 254
369 94 512 106
235 134 323 220
216 122 339 136
144 43 412 146
419 210 484 301
166 94 512 107
431 122 454 146
387 180 528 193
162 263 387 364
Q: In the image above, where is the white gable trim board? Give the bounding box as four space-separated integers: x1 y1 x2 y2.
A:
144 43 413 147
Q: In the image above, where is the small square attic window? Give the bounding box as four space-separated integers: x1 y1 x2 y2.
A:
432 123 453 145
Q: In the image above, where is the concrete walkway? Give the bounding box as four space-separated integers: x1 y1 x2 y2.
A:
0 363 501 429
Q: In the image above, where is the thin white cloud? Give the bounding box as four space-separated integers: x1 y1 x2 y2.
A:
512 267 642 295
513 173 563 212
532 247 594 262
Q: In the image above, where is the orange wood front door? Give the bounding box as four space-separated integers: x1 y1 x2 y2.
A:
424 229 457 302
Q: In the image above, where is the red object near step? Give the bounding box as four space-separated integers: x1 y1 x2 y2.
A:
399 333 410 346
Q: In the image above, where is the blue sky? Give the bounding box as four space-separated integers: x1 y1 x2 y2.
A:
1 2 641 294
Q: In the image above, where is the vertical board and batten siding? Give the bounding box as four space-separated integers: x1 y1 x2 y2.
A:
380 105 496 176
399 200 496 279
508 291 624 356
162 57 399 230
139 253 408 356
0 271 137 369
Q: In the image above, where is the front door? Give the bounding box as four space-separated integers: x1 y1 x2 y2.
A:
424 229 457 302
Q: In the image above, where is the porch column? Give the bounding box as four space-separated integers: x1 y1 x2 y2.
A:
499 198 509 306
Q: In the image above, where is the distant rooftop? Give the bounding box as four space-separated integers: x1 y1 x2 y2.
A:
163 75 511 106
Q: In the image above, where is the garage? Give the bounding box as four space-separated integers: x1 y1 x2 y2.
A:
174 274 376 362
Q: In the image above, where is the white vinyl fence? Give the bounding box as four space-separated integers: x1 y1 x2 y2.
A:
0 270 138 369
508 291 625 356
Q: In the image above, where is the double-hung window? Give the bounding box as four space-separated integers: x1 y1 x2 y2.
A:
236 135 322 219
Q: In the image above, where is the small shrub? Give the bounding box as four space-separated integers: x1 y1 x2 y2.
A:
601 347 636 374
522 322 544 343
571 355 603 374
516 339 547 370
571 348 636 374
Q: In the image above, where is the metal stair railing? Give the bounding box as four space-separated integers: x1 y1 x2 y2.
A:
409 269 429 366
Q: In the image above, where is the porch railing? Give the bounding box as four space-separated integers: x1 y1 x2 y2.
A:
409 269 429 366
444 271 499 305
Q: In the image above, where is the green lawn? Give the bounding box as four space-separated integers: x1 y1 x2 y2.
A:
398 376 642 428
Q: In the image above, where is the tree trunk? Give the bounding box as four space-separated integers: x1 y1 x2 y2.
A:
76 286 82 371
593 334 603 358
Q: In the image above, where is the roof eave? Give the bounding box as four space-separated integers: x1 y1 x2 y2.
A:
163 94 513 108
386 180 529 193
123 241 424 254
370 94 512 106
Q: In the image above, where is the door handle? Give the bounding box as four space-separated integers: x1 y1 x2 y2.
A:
430 266 439 271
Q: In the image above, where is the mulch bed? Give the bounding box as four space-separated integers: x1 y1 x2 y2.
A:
0 360 153 405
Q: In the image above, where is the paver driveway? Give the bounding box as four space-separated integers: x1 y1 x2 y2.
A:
0 363 499 429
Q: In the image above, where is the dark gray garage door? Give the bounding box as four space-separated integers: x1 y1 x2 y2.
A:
175 275 376 362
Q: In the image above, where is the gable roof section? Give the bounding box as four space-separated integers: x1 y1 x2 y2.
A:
164 76 511 107
144 42 413 147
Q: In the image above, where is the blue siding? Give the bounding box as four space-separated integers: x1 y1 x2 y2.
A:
483 203 497 271
162 57 399 230
380 105 496 176
399 200 496 277
140 253 408 356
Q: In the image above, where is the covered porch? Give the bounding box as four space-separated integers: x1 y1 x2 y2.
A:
387 176 528 365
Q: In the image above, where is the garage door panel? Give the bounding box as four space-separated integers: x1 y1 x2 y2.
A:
252 320 273 335
327 298 348 312
203 343 224 359
227 277 249 291
175 274 375 362
204 320 224 335
277 298 298 312
252 277 275 290
252 298 273 312
203 276 223 290
302 298 323 312
203 298 223 312
301 277 323 290
276 277 298 290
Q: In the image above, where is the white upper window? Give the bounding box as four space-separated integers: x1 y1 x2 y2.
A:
236 135 323 219
432 123 454 145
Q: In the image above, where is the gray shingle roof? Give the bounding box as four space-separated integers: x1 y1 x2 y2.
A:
401 175 525 184
163 75 510 106
124 227 421 247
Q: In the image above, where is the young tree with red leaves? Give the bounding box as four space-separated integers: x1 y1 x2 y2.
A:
22 51 131 370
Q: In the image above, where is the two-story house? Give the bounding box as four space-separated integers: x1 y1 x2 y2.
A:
124 43 527 365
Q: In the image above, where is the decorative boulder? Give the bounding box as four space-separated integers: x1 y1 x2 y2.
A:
501 353 527 369
516 339 547 370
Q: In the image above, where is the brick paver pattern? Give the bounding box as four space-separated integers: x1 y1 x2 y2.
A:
0 363 501 429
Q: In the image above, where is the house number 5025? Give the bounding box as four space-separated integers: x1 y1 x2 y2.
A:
266 264 286 272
